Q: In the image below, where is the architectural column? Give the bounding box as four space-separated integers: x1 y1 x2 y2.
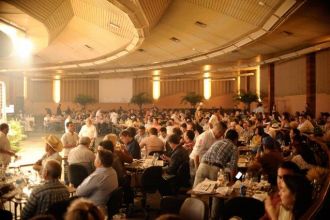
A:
306 53 316 118
268 63 275 114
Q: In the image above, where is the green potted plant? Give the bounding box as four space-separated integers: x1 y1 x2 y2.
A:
181 92 204 108
234 91 259 111
130 92 152 112
74 94 96 109
8 120 26 153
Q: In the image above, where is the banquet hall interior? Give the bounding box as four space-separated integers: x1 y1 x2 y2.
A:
0 0 330 220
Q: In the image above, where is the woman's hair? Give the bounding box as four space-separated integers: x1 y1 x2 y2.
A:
185 130 195 141
282 174 312 218
65 198 104 220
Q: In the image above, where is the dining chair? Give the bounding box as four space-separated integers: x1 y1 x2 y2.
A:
179 197 208 220
107 187 124 218
68 164 89 188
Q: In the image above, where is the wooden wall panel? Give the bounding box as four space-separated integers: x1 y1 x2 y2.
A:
133 78 152 96
30 80 52 102
212 80 235 96
316 49 330 93
61 79 99 102
275 57 306 96
249 75 256 93
260 64 269 96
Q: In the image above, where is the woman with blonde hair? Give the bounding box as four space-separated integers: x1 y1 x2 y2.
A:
65 198 104 220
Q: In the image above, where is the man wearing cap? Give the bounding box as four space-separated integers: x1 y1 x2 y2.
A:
0 123 18 168
33 134 63 173
22 160 69 219
67 136 95 174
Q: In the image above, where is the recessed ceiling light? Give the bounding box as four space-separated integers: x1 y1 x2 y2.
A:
170 37 180 43
282 31 293 36
192 48 196 51
195 21 207 28
84 44 93 50
109 22 120 29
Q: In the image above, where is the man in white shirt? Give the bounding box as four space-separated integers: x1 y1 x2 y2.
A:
68 136 95 174
140 127 164 155
61 121 79 184
79 118 97 150
110 111 119 125
0 123 17 168
189 122 227 179
61 122 79 158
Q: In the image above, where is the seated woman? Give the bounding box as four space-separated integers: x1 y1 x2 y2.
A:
250 126 268 153
265 174 312 220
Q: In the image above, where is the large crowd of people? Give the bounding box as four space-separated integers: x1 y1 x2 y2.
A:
1 102 329 220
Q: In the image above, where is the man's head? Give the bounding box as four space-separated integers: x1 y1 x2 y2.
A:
225 129 239 145
0 123 9 135
42 160 62 180
277 161 301 189
98 140 114 152
138 126 146 135
212 121 227 139
66 121 75 133
94 149 113 168
149 127 158 136
79 136 91 147
167 134 181 150
119 130 132 144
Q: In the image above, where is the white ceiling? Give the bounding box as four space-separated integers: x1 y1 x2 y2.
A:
0 0 329 78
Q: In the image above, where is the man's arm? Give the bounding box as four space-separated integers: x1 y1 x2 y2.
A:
76 175 96 197
21 191 38 220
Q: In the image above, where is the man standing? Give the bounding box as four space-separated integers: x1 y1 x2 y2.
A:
61 121 79 184
189 122 227 179
76 149 118 210
61 122 79 158
79 118 97 150
194 129 239 220
0 123 17 168
21 160 69 219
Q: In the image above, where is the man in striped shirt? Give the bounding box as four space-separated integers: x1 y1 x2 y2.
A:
21 160 69 220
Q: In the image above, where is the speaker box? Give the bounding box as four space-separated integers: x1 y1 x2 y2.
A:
15 96 24 113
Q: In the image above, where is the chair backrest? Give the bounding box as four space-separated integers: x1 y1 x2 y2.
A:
47 196 79 220
223 197 264 220
301 137 330 219
107 187 124 218
160 196 186 215
179 197 208 220
140 166 163 193
68 163 89 188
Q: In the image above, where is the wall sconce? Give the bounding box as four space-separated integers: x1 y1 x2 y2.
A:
153 76 160 100
203 72 211 100
53 77 61 103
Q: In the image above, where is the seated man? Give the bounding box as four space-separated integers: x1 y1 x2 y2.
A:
140 127 164 155
21 160 70 219
159 134 190 195
33 134 63 173
119 130 141 159
76 149 118 210
68 136 95 174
